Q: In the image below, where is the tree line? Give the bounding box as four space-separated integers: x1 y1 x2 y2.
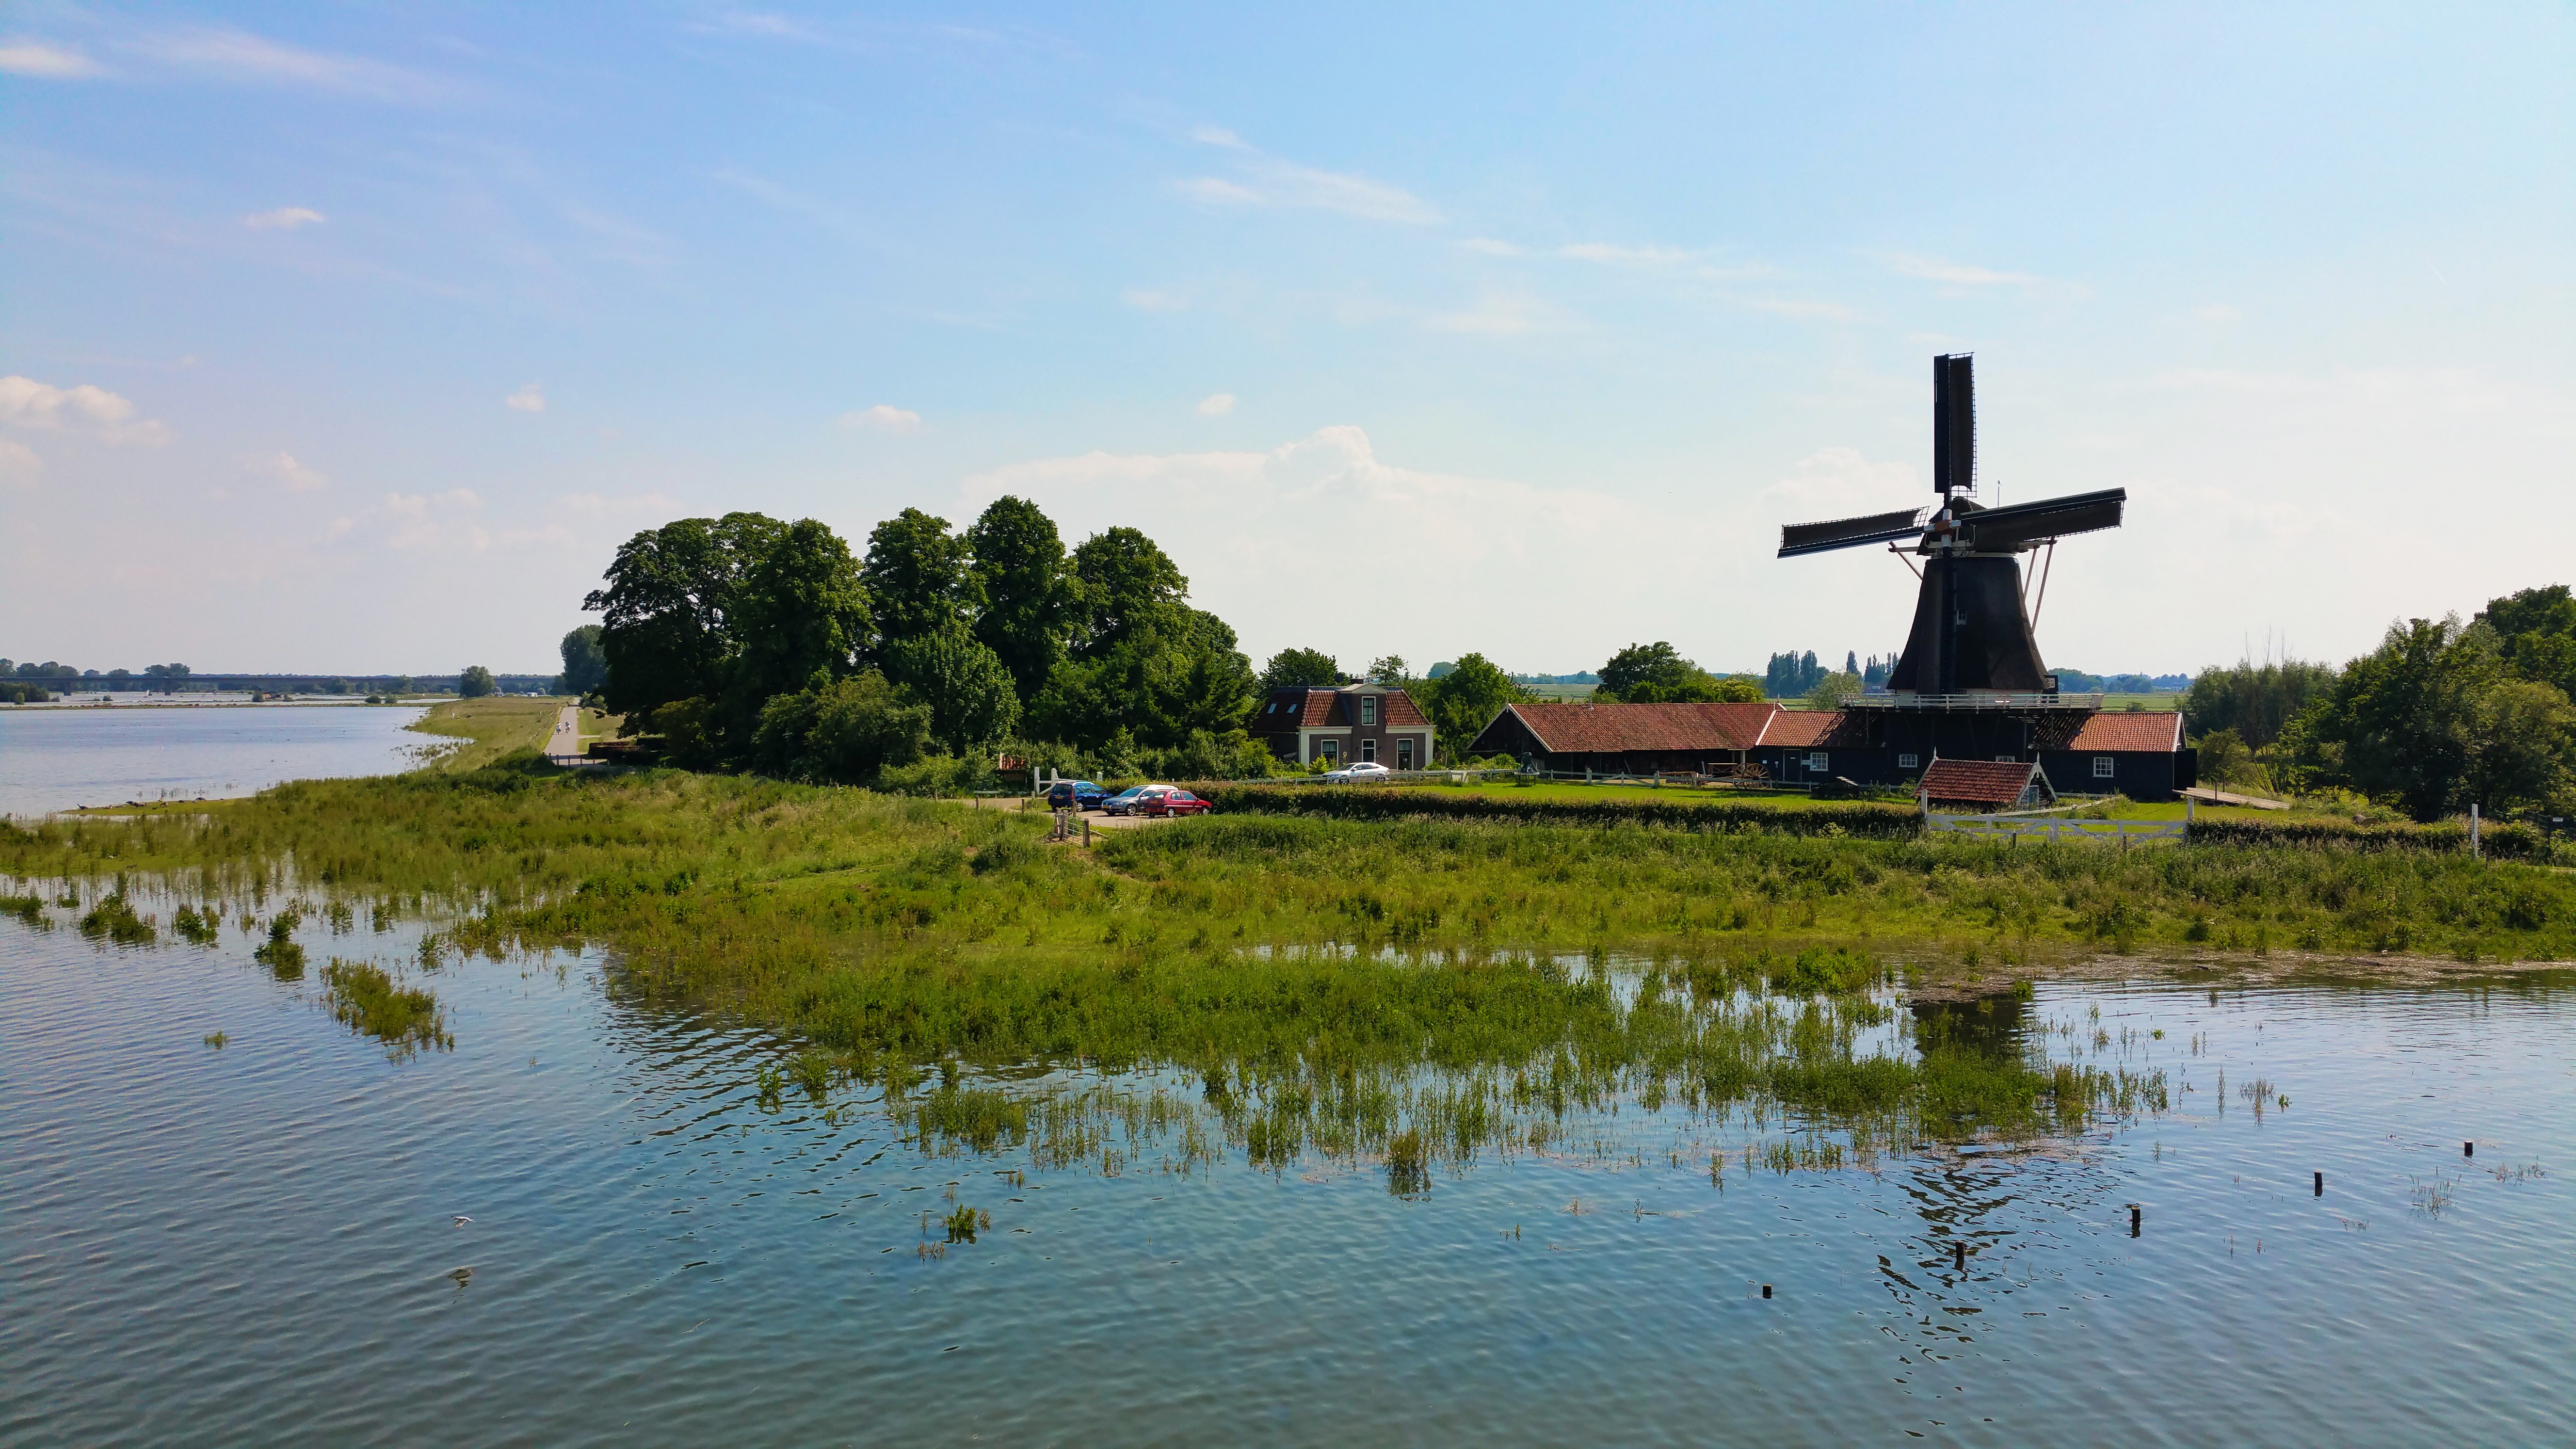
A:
2184 584 2576 821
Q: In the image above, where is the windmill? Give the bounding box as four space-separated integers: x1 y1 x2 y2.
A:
1777 354 2124 696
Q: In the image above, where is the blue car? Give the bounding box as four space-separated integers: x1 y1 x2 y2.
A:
1045 779 1108 810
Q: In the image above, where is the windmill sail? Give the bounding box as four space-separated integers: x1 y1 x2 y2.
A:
1933 354 1975 496
1961 487 2125 550
1778 506 1930 558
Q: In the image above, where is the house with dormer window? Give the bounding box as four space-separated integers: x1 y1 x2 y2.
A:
1248 683 1434 770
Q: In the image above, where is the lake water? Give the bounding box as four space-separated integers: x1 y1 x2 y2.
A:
4 894 2567 1447
0 705 433 817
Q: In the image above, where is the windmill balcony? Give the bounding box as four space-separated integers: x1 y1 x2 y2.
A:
1845 692 2104 711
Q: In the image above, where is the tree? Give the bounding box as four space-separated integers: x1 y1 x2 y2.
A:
1367 655 1409 683
884 623 1022 752
1261 647 1341 689
732 518 871 705
862 508 981 652
145 662 191 679
752 671 932 784
2183 659 2338 748
1029 609 1255 750
458 665 498 699
1417 652 1521 757
1805 672 1863 710
966 495 1071 706
584 512 787 717
1066 527 1188 659
2479 584 2576 700
1595 642 1760 704
1844 650 1860 676
557 626 608 697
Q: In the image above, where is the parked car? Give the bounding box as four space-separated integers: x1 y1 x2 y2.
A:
1100 785 1159 816
1045 779 1108 810
1321 761 1391 782
1138 788 1210 818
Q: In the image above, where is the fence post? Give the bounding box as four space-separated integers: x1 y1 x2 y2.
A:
2471 803 2481 860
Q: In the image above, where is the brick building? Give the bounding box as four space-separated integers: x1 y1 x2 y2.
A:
1249 683 1434 770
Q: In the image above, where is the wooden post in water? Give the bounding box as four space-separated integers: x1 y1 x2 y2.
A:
2129 1204 2141 1236
1761 1284 1772 1299
2464 1141 2474 1158
1953 1241 1965 1271
2314 1171 2323 1196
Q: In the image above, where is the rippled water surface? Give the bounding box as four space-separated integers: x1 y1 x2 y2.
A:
4 907 2569 1447
0 704 435 816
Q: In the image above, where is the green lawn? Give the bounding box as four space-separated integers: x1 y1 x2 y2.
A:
1379 778 1903 809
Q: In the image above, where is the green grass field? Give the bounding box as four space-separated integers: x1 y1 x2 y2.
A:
406 696 566 772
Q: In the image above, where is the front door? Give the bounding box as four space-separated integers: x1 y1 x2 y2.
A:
1396 739 1414 771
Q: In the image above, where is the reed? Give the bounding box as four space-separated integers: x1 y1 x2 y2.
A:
318 958 453 1056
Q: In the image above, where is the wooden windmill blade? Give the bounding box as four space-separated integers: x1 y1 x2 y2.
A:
1961 488 2126 550
1778 506 1930 558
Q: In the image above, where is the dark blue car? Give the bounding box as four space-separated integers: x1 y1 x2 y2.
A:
1045 779 1108 810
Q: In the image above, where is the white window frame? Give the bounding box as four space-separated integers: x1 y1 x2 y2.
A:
2093 756 2115 778
1362 739 1378 763
1898 753 1919 770
1996 755 2017 763
1318 739 1340 764
1361 696 1378 727
1396 738 1414 770
1806 751 1828 773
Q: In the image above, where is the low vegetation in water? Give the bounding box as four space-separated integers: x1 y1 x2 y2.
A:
3 758 2566 1169
78 893 155 946
319 958 453 1057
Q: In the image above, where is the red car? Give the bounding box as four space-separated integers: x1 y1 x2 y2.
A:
1136 787 1211 818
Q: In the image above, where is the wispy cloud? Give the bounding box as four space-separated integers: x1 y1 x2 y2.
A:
133 27 455 102
0 40 103 78
505 383 547 413
1179 129 1441 225
1459 238 1523 257
245 451 329 492
0 438 43 486
1425 293 1565 336
1197 393 1236 417
839 403 921 433
0 375 172 445
1868 251 2076 295
244 206 326 231
1123 288 1188 312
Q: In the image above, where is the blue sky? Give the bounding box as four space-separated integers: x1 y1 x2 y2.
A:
4 3 2570 677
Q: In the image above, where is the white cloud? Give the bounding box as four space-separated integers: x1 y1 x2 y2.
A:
505 383 547 413
1762 447 1922 519
0 41 102 77
1123 288 1188 312
1559 242 1694 267
1425 293 1565 336
0 375 172 445
244 206 326 231
960 426 1689 668
375 488 487 552
1197 393 1236 417
1177 131 1441 225
1737 295 1864 322
2192 304 2242 323
839 403 922 433
244 451 329 492
135 27 452 102
0 438 42 485
1868 251 2077 296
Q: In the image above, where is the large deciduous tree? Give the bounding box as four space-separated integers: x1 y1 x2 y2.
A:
583 512 787 718
1260 647 1340 689
862 508 982 651
966 495 1071 705
1066 527 1188 659
556 625 608 697
731 518 872 704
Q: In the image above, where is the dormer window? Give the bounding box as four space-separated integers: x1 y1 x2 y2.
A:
1361 696 1378 727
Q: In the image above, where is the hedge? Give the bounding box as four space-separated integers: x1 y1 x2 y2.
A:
1192 784 1927 838
2187 816 2550 860
1186 784 2561 860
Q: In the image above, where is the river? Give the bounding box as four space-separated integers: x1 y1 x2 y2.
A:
0 704 435 817
3 895 2566 1447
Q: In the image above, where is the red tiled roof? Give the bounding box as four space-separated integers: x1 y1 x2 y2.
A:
1754 708 1871 748
1255 686 1431 730
2065 710 2183 752
1495 701 1781 754
1920 758 2042 807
